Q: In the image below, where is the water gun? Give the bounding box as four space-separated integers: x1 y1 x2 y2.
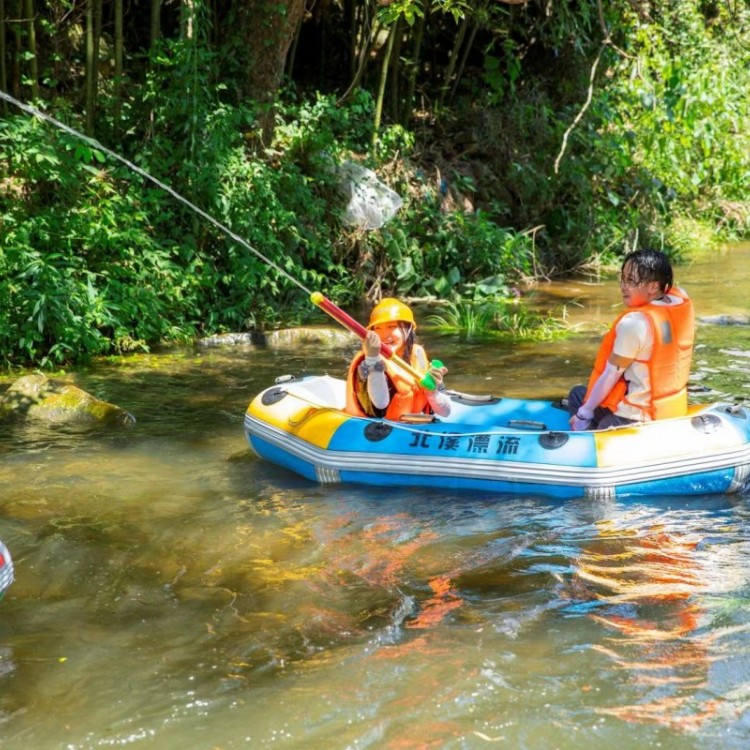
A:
310 292 442 391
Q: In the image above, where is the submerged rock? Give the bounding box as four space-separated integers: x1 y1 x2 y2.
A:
199 327 354 348
264 327 354 348
198 332 260 347
0 374 135 426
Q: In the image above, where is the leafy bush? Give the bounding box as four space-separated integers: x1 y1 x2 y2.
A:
552 0 750 263
0 80 356 365
0 116 202 366
428 299 565 341
3 0 749 368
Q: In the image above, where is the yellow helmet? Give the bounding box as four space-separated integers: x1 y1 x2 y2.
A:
367 298 415 329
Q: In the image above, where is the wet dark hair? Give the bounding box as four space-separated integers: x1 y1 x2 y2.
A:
620 248 673 293
400 322 417 363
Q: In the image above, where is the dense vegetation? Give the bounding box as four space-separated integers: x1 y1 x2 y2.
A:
1 0 749 367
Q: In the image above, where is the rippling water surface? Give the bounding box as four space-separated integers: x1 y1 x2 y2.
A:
1 247 750 749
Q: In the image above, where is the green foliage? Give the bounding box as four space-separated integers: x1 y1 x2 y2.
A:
0 116 201 367
373 123 415 163
2 0 749 368
378 0 472 28
545 0 750 263
598 1 750 232
0 82 357 366
362 182 534 301
438 0 750 274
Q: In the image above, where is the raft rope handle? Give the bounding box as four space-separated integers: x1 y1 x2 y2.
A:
275 388 555 440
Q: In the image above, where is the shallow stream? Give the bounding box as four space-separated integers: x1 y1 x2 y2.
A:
1 245 750 750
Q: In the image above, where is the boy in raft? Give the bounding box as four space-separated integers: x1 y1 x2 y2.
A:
568 248 694 431
346 298 451 419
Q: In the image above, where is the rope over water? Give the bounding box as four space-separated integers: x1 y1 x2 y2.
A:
0 90 312 296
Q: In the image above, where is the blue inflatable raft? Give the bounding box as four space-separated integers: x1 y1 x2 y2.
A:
0 540 13 599
244 375 750 499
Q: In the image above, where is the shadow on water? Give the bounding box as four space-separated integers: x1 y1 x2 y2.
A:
1 247 750 749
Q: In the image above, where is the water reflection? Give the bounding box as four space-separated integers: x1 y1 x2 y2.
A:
572 521 716 730
558 500 750 740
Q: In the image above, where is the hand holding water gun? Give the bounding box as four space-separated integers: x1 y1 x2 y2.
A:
312 292 444 392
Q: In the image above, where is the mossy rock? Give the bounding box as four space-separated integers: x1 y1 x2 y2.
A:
264 327 354 348
199 327 354 348
0 374 135 426
198 332 260 347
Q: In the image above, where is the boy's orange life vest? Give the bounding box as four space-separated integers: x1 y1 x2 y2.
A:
346 345 430 420
585 289 694 420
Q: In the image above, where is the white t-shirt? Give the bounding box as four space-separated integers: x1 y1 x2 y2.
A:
611 292 686 421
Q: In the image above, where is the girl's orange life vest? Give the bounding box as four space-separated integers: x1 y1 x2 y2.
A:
585 288 694 420
346 345 430 420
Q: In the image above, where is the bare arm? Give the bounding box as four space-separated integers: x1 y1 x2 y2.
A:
570 355 631 430
425 363 451 417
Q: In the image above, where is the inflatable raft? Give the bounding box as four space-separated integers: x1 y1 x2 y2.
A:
244 375 750 499
0 540 13 599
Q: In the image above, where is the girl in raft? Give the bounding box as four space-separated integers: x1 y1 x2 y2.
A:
346 298 451 420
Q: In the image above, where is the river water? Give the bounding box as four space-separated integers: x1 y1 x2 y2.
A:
1 246 750 750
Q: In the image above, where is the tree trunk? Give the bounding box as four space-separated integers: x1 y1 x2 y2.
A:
181 0 194 40
285 7 304 78
388 19 402 122
24 0 38 100
346 0 356 78
440 15 468 105
150 0 161 53
238 0 306 149
400 11 425 127
341 15 380 102
0 0 6 112
85 0 95 133
83 0 103 133
114 0 123 122
450 21 478 101
10 0 21 97
94 0 102 107
181 0 198 163
372 21 398 152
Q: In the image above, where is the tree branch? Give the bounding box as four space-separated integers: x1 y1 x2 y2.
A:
553 43 605 175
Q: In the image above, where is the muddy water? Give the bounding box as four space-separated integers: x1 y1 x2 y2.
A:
1 246 750 750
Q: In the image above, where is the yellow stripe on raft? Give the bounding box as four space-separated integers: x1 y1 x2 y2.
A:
594 413 740 468
248 395 348 449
